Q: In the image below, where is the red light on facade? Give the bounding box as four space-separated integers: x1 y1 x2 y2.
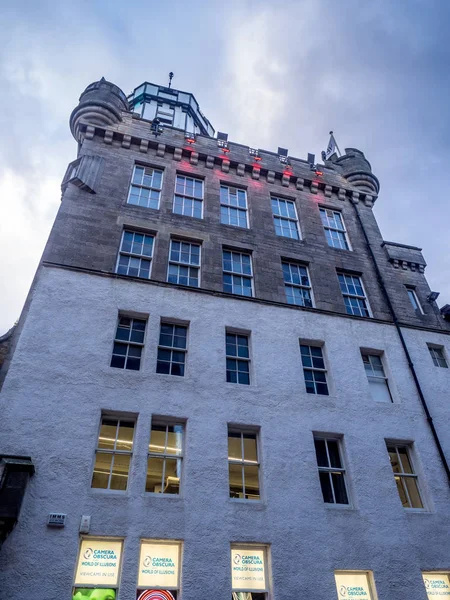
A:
222 146 230 154
254 155 262 162
315 170 323 176
185 137 195 145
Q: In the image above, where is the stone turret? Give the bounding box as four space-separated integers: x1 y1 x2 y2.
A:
335 148 380 196
69 77 129 142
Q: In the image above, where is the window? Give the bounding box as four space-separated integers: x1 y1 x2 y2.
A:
231 546 268 599
282 262 313 307
116 230 153 279
110 316 146 371
228 429 260 500
300 344 329 395
173 174 203 218
156 323 188 376
146 421 184 494
314 437 349 505
335 572 376 600
91 417 135 491
362 353 392 402
220 185 248 228
74 538 123 598
428 345 448 368
406 287 423 315
222 250 253 297
338 273 370 317
138 541 181 598
386 443 424 509
167 240 200 287
128 165 163 209
271 197 300 239
422 573 450 600
226 332 250 384
320 207 350 249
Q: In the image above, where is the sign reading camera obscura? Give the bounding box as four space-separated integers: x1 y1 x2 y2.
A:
74 539 123 586
423 573 450 599
231 547 267 592
138 542 180 589
334 572 374 600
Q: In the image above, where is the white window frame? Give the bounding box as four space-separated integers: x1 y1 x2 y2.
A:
127 164 163 209
282 261 314 307
361 352 393 402
386 443 425 511
156 322 188 377
231 544 269 596
225 331 251 385
116 230 154 279
338 273 372 317
428 344 448 368
220 185 249 228
222 250 254 297
110 316 146 371
314 436 350 506
271 196 301 240
145 420 184 495
167 239 201 288
406 287 424 314
173 174 204 219
300 343 329 395
91 416 135 491
228 428 261 501
320 207 351 250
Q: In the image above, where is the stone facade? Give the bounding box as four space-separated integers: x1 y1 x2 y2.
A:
0 78 449 600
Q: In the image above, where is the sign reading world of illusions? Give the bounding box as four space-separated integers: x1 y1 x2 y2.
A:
423 573 450 599
74 539 123 586
138 542 180 589
334 572 374 600
231 548 267 591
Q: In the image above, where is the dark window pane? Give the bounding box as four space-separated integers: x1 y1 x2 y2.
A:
110 355 125 369
327 441 342 468
319 471 334 503
156 361 170 374
332 472 348 504
126 357 140 370
314 439 328 467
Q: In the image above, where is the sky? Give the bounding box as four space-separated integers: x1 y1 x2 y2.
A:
1 0 449 334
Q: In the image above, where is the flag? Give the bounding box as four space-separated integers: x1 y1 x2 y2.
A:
326 133 337 159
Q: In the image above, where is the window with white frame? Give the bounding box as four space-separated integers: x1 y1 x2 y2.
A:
422 573 450 600
361 353 393 402
74 538 123 597
386 443 424 509
146 420 184 494
334 572 376 600
338 273 370 317
300 344 329 395
428 345 448 368
138 541 181 598
271 197 300 239
282 262 313 307
222 250 253 297
320 207 350 249
110 316 146 371
226 332 250 384
406 287 423 315
156 323 188 376
173 174 204 218
314 437 349 505
128 165 163 209
91 416 135 491
228 428 260 500
231 546 269 599
116 230 154 279
220 185 248 228
168 239 201 287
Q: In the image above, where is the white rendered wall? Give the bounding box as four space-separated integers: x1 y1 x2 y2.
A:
1 265 450 600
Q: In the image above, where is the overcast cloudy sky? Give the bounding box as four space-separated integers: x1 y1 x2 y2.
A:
1 0 449 334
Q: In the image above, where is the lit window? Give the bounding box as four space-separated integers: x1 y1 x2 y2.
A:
156 323 188 376
226 332 250 384
271 197 300 239
282 262 313 307
74 538 123 597
228 429 260 500
146 421 184 494
116 231 153 279
422 573 450 600
231 546 268 599
167 240 201 287
300 344 329 395
110 316 146 371
362 353 392 402
406 287 423 314
334 572 376 600
386 443 424 509
428 345 448 368
220 186 248 228
138 541 181 598
314 437 349 505
91 417 134 491
128 165 163 209
338 273 370 317
320 207 350 249
222 250 253 297
173 174 204 218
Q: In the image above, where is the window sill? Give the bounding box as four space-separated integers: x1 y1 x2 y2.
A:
324 503 355 511
144 493 183 500
229 498 265 506
404 508 430 514
89 488 130 497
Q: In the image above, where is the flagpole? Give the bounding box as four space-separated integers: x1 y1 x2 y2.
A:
330 131 342 157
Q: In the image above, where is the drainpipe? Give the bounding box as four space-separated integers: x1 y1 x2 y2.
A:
351 201 450 485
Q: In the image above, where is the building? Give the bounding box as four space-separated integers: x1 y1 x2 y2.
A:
1 76 450 600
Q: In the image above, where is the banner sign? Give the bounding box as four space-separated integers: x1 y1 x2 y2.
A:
335 572 373 600
75 539 122 586
231 548 266 591
423 573 450 599
138 543 180 588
